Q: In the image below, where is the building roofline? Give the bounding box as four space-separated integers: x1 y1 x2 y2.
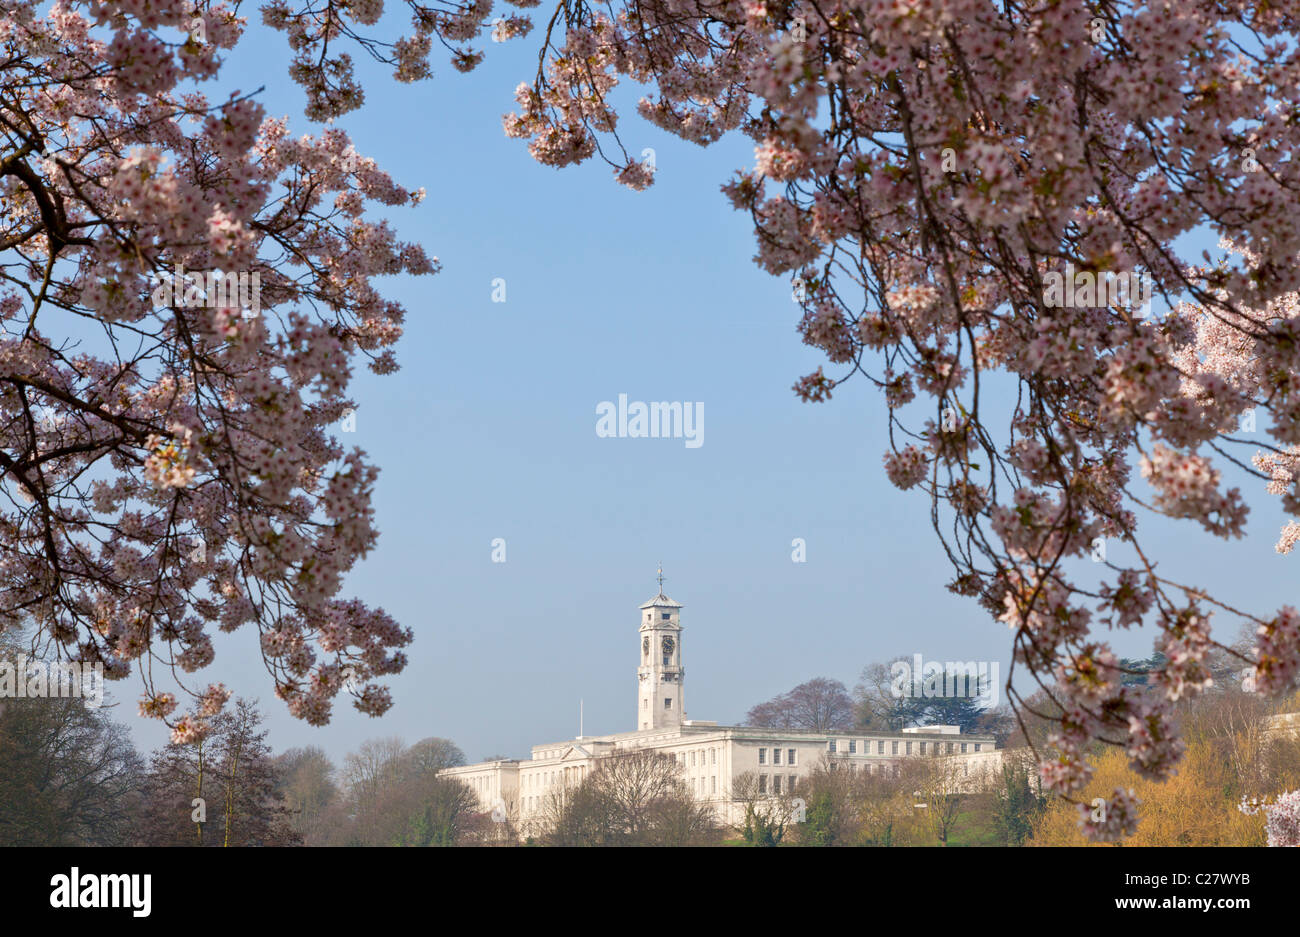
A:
524 723 998 751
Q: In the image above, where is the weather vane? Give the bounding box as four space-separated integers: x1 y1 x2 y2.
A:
657 563 664 593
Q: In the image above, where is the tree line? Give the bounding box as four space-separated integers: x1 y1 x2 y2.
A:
5 636 1297 846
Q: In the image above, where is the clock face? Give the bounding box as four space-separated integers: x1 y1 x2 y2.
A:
662 636 675 656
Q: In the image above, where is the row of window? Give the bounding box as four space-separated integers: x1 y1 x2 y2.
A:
677 748 718 768
755 740 984 763
830 763 902 778
692 776 718 795
827 739 982 755
757 774 799 795
522 766 587 790
830 761 975 778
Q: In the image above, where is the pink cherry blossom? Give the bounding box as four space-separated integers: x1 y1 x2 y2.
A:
490 0 1300 843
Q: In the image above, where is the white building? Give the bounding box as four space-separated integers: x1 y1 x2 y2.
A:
444 582 1003 833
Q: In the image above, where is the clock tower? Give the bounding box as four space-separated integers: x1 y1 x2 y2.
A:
638 568 685 730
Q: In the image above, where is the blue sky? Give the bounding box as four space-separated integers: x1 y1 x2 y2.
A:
112 20 1300 765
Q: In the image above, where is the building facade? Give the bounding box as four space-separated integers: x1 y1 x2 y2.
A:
443 583 1004 834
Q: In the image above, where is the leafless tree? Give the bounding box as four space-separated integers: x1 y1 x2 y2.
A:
406 737 466 776
542 749 715 846
853 662 913 732
731 770 797 846
275 746 344 846
912 755 965 846
136 698 299 846
747 677 855 731
0 696 142 845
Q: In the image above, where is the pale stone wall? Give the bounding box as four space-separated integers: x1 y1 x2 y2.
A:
446 724 1009 837
440 589 1014 839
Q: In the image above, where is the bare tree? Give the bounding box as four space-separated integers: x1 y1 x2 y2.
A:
854 766 919 847
542 749 715 846
540 783 610 846
340 736 409 843
912 755 965 846
136 698 299 846
0 627 144 846
333 734 485 845
391 776 481 846
0 697 142 845
406 737 466 776
747 678 854 731
788 759 860 846
853 663 912 732
731 770 796 846
463 791 521 846
276 746 343 846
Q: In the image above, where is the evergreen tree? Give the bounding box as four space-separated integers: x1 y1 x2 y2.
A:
993 760 1045 846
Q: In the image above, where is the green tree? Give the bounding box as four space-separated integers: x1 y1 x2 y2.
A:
395 777 479 846
993 758 1045 846
803 791 839 847
732 771 790 847
905 694 988 733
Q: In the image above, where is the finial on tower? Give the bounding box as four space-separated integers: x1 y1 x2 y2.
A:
657 563 664 593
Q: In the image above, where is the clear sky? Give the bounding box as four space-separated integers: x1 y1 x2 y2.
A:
112 18 1300 765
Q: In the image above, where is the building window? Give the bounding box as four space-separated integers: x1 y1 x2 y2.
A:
773 776 782 794
773 748 782 765
788 749 796 766
690 751 696 766
877 740 885 754
947 743 955 754
664 698 672 710
906 742 913 755
711 749 717 765
758 747 767 765
961 743 968 753
828 740 837 753
975 744 982 752
642 698 647 709
662 612 671 619
789 775 797 791
848 740 857 754
891 741 899 755
759 775 768 794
